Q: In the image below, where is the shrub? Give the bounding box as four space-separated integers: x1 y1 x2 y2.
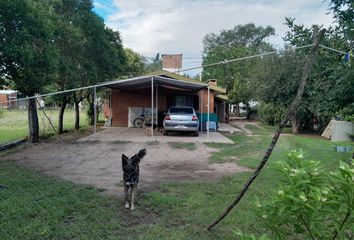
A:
338 103 354 122
255 150 353 239
258 102 286 125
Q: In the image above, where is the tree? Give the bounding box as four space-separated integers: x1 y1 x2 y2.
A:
0 0 57 142
329 0 354 46
144 53 162 73
282 17 353 132
123 48 146 77
51 0 126 130
202 23 275 115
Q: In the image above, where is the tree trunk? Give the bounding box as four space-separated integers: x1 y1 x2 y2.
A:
28 98 39 143
87 93 94 126
290 114 300 134
58 100 67 134
235 103 240 115
74 101 80 130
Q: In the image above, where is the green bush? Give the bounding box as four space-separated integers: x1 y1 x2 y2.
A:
258 102 286 125
338 104 354 122
255 150 353 239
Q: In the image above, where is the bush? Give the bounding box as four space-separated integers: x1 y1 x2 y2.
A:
255 150 353 239
258 103 286 125
338 104 354 122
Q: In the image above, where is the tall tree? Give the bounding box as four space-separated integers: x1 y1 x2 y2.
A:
52 0 86 134
202 23 275 115
283 17 353 132
329 0 354 46
0 0 57 142
123 48 146 77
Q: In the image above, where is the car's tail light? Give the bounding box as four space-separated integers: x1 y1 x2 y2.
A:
192 115 198 121
165 114 171 120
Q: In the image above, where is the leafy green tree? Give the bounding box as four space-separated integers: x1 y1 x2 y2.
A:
202 23 275 115
329 0 354 45
144 53 162 73
51 0 85 133
283 18 353 132
123 48 146 77
0 0 57 142
50 0 125 130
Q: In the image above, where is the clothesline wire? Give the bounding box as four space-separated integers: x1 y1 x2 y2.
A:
0 43 350 105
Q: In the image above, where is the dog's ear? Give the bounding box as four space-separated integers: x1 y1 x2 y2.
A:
137 149 147 159
122 154 128 165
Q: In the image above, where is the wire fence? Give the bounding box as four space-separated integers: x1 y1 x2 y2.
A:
1 94 352 239
0 43 352 239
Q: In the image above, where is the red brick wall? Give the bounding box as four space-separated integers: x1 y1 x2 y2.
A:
111 89 152 126
0 94 8 108
110 88 215 126
198 89 214 113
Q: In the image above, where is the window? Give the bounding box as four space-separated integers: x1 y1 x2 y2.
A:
176 96 185 106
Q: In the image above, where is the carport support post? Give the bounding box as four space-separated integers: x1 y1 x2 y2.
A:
156 84 158 126
151 77 154 140
207 86 210 139
94 87 97 136
200 90 203 133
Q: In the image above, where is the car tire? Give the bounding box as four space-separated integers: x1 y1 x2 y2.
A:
194 131 199 136
163 130 169 136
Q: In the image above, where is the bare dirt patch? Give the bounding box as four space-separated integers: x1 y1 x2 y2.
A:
2 138 250 197
229 120 261 135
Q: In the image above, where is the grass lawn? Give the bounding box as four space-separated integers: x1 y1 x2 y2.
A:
1 123 353 239
0 108 90 144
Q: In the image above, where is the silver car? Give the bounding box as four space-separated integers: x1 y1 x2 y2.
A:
163 106 199 136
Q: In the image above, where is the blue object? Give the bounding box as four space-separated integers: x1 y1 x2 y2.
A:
207 121 217 132
344 52 350 63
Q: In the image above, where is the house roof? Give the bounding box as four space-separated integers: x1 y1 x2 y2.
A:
0 90 17 94
103 70 228 100
215 94 228 101
147 70 227 94
103 75 207 91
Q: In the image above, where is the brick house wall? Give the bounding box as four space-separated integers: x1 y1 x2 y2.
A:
110 87 216 127
0 93 17 109
198 89 214 113
0 94 7 108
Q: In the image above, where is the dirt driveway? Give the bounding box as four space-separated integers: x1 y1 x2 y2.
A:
3 139 250 196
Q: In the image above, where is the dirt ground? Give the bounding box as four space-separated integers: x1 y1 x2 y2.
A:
3 136 251 196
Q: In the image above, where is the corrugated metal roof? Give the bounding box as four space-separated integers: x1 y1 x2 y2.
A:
144 70 228 94
103 75 207 91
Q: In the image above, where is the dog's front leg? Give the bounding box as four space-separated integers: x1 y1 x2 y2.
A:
124 186 130 209
130 186 137 210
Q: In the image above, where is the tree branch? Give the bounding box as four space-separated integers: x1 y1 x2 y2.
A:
332 209 351 240
299 213 316 240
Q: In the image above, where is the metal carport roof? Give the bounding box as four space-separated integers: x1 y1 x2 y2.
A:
102 75 208 91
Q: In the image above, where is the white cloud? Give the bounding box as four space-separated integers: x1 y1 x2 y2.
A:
105 0 334 73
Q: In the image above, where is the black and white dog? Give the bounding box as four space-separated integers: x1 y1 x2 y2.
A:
121 149 146 210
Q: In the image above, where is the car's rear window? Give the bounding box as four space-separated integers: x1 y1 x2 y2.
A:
169 107 194 114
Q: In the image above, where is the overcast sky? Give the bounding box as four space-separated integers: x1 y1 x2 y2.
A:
93 0 335 75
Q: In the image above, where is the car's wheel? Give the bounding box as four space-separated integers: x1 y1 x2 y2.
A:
133 118 144 128
163 130 169 136
194 131 199 136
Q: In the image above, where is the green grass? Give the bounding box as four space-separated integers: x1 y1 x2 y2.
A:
1 122 353 239
0 109 90 144
0 161 124 240
168 142 196 151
